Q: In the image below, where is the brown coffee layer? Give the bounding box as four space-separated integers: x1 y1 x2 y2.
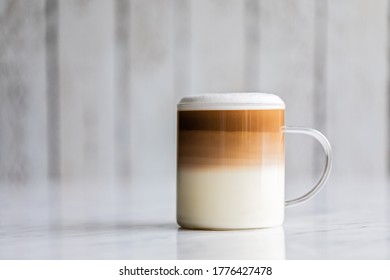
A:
179 110 283 132
178 110 284 168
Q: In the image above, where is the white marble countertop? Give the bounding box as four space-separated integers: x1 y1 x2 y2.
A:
0 178 389 259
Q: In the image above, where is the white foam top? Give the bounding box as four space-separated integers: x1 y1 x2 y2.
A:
177 93 285 110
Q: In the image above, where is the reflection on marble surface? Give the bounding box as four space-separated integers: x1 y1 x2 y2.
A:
0 179 389 259
177 227 285 259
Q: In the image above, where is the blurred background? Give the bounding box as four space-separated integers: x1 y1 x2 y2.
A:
0 0 388 195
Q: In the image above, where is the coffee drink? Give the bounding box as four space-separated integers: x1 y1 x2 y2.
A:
177 93 285 229
176 93 332 230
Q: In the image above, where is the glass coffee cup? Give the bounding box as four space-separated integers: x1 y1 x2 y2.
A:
177 93 332 230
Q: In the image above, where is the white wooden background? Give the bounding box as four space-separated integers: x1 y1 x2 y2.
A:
0 0 388 192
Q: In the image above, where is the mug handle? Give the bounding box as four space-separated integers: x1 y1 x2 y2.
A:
283 126 333 207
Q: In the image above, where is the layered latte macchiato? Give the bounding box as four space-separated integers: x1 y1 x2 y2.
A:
177 93 285 229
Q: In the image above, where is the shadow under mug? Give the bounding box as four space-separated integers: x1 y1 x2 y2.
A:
176 93 332 230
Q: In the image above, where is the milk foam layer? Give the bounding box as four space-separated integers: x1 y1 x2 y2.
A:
178 93 285 110
177 166 285 229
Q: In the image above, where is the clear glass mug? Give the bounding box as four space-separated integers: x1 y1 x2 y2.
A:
176 93 332 230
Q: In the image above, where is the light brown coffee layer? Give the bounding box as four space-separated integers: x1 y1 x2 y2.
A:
178 110 284 168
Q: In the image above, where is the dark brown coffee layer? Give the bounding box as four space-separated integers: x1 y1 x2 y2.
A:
179 110 283 132
178 110 284 168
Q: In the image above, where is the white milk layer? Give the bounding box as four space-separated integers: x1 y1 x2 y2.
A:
177 165 285 229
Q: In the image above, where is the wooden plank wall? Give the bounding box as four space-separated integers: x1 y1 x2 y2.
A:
58 0 116 185
0 0 388 188
191 0 245 93
326 0 388 182
128 0 175 187
258 0 316 195
0 1 47 186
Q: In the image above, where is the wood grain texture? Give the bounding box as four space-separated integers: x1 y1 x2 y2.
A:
326 0 388 180
313 0 328 135
0 0 47 186
45 0 60 180
245 0 261 90
173 0 191 102
115 0 131 182
0 0 389 187
129 0 175 186
191 0 245 93
59 0 115 184
258 0 316 189
313 0 328 175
